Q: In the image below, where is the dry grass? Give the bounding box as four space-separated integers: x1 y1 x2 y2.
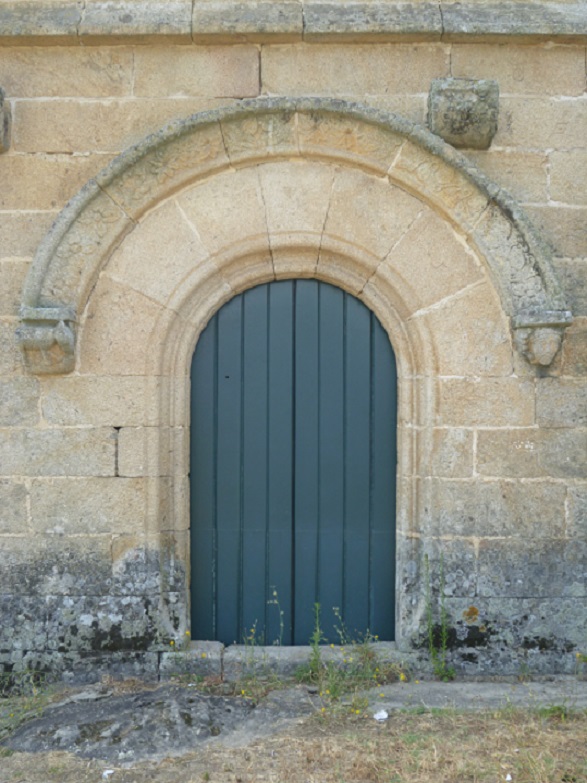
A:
1 705 586 783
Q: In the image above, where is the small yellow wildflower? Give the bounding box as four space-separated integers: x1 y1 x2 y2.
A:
379 693 384 698
185 630 191 636
241 689 246 696
321 707 326 712
201 652 207 659
355 710 361 715
399 672 407 682
169 640 174 646
414 680 420 684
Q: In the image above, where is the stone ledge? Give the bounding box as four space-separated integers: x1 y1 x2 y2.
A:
0 1 585 44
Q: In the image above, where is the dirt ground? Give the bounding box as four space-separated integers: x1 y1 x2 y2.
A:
2 679 587 783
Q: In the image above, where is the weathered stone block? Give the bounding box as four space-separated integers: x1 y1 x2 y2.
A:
159 642 223 679
0 154 107 211
219 107 298 165
536 378 587 427
553 261 587 318
40 376 159 427
0 1 82 44
0 211 55 258
0 537 113 595
467 149 548 204
437 377 534 427
0 85 10 153
0 259 30 317
118 426 186 478
477 428 587 478
550 150 587 207
0 427 116 477
0 47 133 98
13 97 235 154
261 43 449 95
80 0 192 43
451 43 586 97
418 428 475 478
423 478 566 538
192 2 302 42
422 539 477 598
0 319 24 376
495 96 587 150
0 480 27 535
428 77 499 150
133 45 259 97
303 2 442 42
0 377 39 426
325 168 422 260
29 477 146 535
477 539 585 599
568 485 587 538
561 317 587 375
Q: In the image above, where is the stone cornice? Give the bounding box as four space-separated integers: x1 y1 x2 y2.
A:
0 2 585 45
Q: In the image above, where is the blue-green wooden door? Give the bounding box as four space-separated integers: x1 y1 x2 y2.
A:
190 280 397 645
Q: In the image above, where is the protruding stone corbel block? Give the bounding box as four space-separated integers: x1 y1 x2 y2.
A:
0 86 11 152
513 310 573 366
428 78 499 150
17 306 76 374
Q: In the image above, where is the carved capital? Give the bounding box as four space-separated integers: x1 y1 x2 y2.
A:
428 78 499 150
17 306 76 374
513 309 573 366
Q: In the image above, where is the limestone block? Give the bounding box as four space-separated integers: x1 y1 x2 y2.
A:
118 426 186 478
80 1 191 44
192 2 302 42
467 149 547 204
536 378 587 427
561 317 587 375
110 538 164 595
477 539 584 599
106 199 210 306
324 168 422 260
390 140 489 231
0 377 39 426
0 211 55 257
219 108 298 166
383 210 483 313
423 538 477 598
525 205 587 259
29 477 146 535
159 643 223 679
423 478 566 538
418 427 474 478
568 485 587 537
0 47 133 98
98 121 228 220
0 480 27 534
0 85 10 153
177 168 269 258
0 259 29 316
296 110 404 175
477 428 587 478
428 78 499 150
272 246 320 281
303 1 442 41
0 1 82 44
258 160 334 246
79 278 167 375
0 427 116 477
261 43 449 95
13 97 238 154
0 535 113 595
40 376 159 427
359 94 428 124
0 596 45 651
0 154 109 211
451 43 586 97
437 377 535 427
495 96 587 150
133 45 259 98
550 151 587 207
0 319 24 376
316 243 380 296
553 261 587 318
415 282 513 376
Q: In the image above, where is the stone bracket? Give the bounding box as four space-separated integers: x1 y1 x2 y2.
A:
16 306 77 374
0 86 11 153
428 77 499 150
512 309 573 366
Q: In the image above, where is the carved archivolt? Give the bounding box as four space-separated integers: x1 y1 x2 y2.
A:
17 97 572 373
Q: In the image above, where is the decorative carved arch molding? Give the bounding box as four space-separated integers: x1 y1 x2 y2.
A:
17 98 571 375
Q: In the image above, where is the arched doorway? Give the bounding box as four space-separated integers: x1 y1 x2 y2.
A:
190 279 397 645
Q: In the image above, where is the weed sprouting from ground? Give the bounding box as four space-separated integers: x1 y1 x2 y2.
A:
425 553 456 682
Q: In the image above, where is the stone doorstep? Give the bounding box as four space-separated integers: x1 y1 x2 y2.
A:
159 641 416 682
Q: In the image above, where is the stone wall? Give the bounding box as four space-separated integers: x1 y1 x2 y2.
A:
0 1 585 681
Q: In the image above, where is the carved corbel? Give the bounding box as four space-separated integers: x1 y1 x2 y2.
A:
513 310 573 367
17 306 77 374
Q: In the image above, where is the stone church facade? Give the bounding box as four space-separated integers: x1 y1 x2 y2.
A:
0 1 586 681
